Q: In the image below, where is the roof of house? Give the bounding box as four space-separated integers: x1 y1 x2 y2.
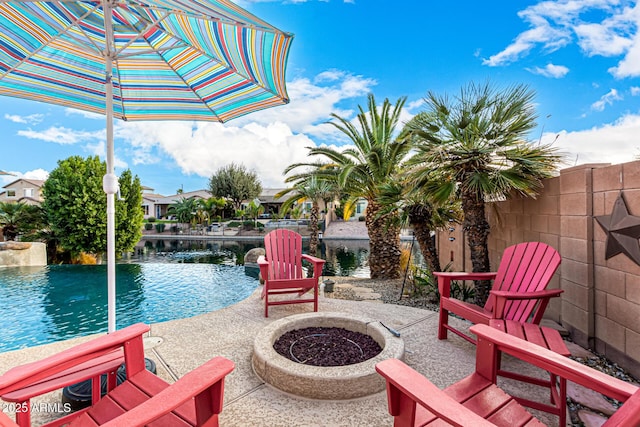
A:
258 188 289 204
153 189 212 205
2 178 45 189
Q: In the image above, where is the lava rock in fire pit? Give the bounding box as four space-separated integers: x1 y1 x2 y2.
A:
273 327 382 366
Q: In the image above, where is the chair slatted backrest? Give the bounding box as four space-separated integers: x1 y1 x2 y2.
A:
485 242 561 322
263 229 304 281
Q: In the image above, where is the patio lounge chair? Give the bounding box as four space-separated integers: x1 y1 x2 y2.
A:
0 323 234 427
376 324 640 426
258 229 326 317
434 241 562 344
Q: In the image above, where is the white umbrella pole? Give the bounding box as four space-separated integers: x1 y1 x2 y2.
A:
103 0 118 333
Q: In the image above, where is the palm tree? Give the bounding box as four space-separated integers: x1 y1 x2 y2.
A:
285 94 411 279
276 176 337 256
405 82 563 304
167 197 199 232
378 178 461 275
245 200 264 228
0 201 36 241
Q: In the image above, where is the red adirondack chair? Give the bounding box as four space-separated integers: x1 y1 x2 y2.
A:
434 242 562 344
258 229 326 317
0 323 234 427
376 324 640 427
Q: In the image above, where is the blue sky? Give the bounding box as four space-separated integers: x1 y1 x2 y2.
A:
1 0 639 195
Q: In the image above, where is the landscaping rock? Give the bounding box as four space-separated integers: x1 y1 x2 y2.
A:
567 382 617 416
565 340 596 359
0 242 31 250
577 409 609 427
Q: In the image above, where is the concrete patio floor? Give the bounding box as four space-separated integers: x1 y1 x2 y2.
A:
0 288 565 426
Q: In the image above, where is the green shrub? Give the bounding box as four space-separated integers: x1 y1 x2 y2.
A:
147 217 157 223
358 215 365 221
154 223 166 233
227 221 242 228
144 223 153 230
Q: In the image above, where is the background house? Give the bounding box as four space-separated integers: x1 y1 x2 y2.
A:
0 179 45 205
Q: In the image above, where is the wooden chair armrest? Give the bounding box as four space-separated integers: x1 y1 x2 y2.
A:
301 254 325 265
0 324 150 396
491 289 563 319
0 410 17 426
434 272 497 297
471 324 639 402
490 289 564 300
301 254 325 277
1 350 124 402
101 357 235 427
376 359 494 427
257 256 269 278
432 272 497 280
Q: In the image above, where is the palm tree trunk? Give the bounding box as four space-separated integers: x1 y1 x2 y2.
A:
461 189 491 305
408 205 441 273
309 203 319 256
366 200 401 279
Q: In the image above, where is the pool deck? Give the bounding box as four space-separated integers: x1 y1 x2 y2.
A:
1 287 570 426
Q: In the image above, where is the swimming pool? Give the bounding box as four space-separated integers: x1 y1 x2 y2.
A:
0 263 258 353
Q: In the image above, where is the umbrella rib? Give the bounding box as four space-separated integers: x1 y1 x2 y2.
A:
112 8 171 57
0 1 104 81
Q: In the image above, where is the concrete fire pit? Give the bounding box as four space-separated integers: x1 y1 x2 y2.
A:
252 312 404 400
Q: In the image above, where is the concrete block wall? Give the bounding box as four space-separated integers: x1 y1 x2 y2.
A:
591 161 640 375
436 161 640 377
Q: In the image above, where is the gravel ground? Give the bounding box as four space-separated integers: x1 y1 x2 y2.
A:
326 276 439 311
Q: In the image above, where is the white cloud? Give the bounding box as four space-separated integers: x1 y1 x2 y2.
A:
484 1 640 78
542 113 640 166
631 86 640 95
4 114 44 125
22 169 50 181
0 168 50 187
17 126 103 145
590 88 623 111
527 63 570 78
64 108 104 120
118 120 329 187
230 71 376 141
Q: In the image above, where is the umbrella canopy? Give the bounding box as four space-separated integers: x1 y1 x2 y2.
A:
0 0 293 332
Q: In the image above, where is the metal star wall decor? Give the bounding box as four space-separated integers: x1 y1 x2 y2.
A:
595 191 640 266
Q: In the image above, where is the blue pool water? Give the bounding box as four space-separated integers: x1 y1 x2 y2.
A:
0 263 257 353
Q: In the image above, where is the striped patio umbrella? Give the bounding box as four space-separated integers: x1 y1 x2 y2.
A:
0 0 293 332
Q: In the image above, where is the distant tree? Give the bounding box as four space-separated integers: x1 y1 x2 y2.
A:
116 170 144 254
200 197 227 223
209 163 262 211
0 201 42 241
42 156 143 259
167 197 199 230
276 176 337 256
245 200 264 228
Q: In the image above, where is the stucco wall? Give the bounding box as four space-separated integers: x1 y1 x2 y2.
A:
436 161 640 377
0 242 47 267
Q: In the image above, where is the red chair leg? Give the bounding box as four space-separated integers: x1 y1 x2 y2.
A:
438 306 449 340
